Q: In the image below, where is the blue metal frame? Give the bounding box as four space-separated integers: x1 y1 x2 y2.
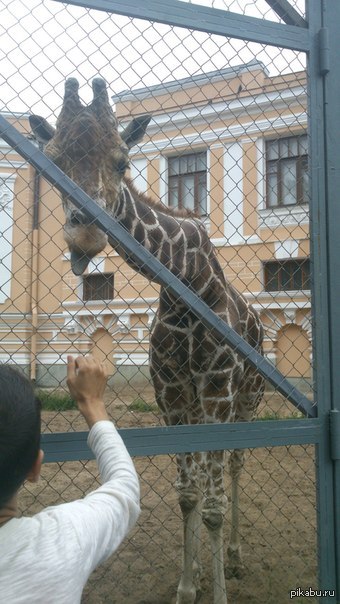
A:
41 418 322 461
52 0 309 51
307 1 340 597
1 0 339 599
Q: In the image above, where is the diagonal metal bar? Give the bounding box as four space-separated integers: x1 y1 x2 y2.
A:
0 116 316 418
51 0 310 52
264 0 307 27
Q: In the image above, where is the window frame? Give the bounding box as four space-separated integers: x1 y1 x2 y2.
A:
265 134 309 209
82 272 115 302
168 150 208 216
263 258 311 292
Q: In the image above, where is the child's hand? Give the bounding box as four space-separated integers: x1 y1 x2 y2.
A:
67 355 109 428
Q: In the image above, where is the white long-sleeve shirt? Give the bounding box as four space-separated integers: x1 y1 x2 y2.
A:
0 421 140 604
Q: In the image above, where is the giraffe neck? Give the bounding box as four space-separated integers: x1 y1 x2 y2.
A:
108 181 227 308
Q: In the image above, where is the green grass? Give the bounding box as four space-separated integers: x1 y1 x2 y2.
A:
37 390 77 411
128 398 159 413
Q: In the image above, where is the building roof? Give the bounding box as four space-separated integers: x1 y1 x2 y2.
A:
111 59 267 103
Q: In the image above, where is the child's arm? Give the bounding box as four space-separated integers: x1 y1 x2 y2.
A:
60 356 140 574
0 355 140 603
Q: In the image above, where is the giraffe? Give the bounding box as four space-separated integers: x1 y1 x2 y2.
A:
30 77 265 604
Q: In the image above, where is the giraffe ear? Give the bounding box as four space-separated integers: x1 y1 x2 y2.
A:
29 115 55 145
121 115 152 149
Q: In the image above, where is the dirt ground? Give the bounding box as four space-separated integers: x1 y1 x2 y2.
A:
20 388 318 604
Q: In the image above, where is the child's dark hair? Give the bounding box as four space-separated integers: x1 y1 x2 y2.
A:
0 364 41 507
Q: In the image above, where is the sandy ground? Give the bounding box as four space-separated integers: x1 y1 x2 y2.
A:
19 388 318 604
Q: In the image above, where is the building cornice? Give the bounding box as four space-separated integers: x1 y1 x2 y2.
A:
136 108 307 155
0 110 30 120
145 85 306 130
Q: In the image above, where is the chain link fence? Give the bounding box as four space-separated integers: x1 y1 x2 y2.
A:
0 1 321 602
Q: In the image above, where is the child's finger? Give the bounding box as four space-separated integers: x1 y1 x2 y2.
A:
67 355 76 380
74 355 87 371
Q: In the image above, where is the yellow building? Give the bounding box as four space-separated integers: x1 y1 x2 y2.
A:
0 61 311 390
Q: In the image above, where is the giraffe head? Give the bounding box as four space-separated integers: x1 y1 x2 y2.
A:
30 78 151 275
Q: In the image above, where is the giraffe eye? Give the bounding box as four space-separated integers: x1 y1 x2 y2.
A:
117 158 129 175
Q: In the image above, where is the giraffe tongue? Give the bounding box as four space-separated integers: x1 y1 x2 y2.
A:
70 250 92 275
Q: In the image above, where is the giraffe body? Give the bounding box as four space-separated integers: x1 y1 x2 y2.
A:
30 78 264 604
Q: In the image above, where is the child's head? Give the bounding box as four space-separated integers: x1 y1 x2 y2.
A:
0 365 41 507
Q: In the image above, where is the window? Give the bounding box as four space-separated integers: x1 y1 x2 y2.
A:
266 134 309 208
83 273 114 301
168 151 207 215
263 259 310 292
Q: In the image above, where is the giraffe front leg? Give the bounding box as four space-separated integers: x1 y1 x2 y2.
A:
202 451 228 604
176 454 203 604
225 448 246 579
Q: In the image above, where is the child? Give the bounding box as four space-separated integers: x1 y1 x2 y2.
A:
0 355 140 603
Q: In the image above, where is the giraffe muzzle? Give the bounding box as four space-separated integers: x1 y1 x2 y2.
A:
70 249 93 275
69 210 90 226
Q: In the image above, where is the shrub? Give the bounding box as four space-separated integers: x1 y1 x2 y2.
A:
128 399 158 413
37 390 77 411
260 410 303 421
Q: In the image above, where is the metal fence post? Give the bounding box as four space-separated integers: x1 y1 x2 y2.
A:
308 0 340 599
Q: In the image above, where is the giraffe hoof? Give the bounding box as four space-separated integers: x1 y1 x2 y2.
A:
175 586 202 603
176 586 197 604
225 545 246 579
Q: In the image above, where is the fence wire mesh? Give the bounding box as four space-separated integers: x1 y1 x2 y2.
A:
20 445 317 604
0 0 320 602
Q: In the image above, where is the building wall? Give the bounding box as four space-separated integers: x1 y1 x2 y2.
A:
0 64 311 390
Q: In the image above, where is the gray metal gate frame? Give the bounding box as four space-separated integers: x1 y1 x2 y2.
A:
0 0 339 600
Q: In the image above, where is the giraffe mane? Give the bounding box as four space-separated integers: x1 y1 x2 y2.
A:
124 177 200 219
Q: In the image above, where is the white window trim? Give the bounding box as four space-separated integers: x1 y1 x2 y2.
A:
223 141 244 244
0 173 17 304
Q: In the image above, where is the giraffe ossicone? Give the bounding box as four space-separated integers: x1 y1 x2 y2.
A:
30 77 265 604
